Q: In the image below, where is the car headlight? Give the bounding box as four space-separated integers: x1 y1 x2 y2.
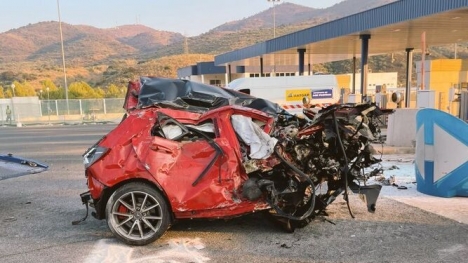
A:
83 146 109 169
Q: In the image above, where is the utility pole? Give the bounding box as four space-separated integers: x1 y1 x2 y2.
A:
184 35 189 54
267 0 281 38
57 0 69 114
454 43 458 59
267 0 280 75
47 87 51 125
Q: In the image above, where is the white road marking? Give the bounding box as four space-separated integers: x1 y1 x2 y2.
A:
85 238 209 263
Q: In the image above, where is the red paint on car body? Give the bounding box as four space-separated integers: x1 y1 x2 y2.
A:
86 105 274 219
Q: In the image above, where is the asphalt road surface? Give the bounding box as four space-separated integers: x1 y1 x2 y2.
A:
1 124 467 263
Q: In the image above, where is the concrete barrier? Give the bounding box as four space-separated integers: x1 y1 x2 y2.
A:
386 108 418 147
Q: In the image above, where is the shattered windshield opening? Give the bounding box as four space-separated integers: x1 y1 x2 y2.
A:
151 112 190 141
151 111 216 141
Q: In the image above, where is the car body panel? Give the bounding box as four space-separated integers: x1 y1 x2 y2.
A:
86 102 276 218
0 154 48 181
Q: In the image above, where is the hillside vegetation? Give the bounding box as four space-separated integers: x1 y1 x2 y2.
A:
0 0 467 96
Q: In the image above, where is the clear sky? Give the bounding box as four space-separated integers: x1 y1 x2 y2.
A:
1 0 344 36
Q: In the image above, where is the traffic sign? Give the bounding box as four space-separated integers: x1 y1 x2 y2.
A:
415 109 468 197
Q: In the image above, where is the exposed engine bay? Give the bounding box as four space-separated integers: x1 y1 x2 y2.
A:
235 102 391 229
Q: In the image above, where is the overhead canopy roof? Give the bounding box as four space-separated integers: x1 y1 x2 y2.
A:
214 0 468 67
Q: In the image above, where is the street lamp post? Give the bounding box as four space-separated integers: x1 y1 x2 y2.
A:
10 83 16 125
454 43 459 59
267 0 281 38
267 0 280 76
57 0 69 114
46 87 51 124
39 89 43 117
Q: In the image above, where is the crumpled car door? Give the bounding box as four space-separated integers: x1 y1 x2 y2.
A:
132 112 240 213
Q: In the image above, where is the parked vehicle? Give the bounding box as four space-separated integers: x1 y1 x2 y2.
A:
225 75 340 115
78 77 392 245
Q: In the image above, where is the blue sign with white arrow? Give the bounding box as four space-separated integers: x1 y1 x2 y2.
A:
415 109 468 197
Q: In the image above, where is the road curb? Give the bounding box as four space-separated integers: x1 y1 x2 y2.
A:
370 144 415 155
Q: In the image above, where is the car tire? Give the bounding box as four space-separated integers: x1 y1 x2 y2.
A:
105 182 171 246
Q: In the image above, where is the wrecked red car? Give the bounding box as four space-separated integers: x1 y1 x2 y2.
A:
78 77 392 245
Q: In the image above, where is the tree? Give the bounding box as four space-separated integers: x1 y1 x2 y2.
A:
4 89 12 98
40 79 59 92
105 84 125 98
0 71 16 82
47 86 65 100
10 81 37 97
68 81 103 99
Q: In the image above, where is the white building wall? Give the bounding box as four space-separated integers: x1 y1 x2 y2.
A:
347 72 398 94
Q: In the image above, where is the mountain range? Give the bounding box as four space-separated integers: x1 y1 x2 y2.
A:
0 0 466 88
0 0 399 64
0 22 184 64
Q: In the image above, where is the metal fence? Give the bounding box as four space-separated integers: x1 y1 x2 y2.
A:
39 98 126 117
0 97 125 124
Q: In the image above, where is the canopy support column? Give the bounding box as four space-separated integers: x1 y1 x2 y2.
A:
360 34 371 97
405 48 414 108
260 57 264 77
297 48 306 76
352 56 357 94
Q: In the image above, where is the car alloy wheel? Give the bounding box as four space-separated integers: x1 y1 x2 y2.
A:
106 182 170 245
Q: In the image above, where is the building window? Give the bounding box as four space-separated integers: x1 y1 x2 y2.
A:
275 72 296 77
210 79 222 87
